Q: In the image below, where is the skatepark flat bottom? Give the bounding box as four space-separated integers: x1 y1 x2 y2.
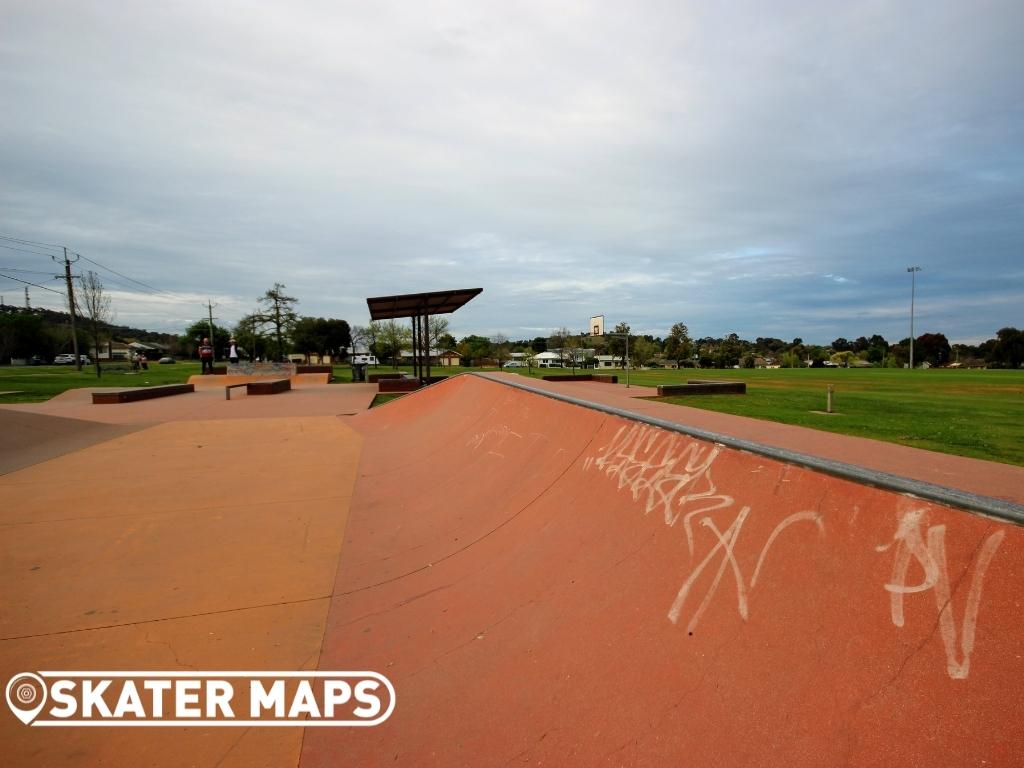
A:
2 373 1022 767
0 380 370 767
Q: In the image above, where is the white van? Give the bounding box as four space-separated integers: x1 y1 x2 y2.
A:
351 354 378 365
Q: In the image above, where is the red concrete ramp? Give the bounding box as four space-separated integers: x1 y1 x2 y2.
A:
304 374 1024 767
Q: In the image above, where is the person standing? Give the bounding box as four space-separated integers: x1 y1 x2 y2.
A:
228 338 240 365
199 337 214 374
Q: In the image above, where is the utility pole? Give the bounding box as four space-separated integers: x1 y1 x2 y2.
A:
207 300 218 361
907 266 921 369
54 248 82 371
24 286 30 309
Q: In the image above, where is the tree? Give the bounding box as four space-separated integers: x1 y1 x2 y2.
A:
714 333 743 368
456 335 492 365
989 327 1023 368
548 327 572 365
606 322 630 365
373 319 411 368
184 320 230 360
664 322 693 366
257 283 299 361
632 337 656 368
563 333 584 372
914 333 951 366
830 350 857 367
491 333 510 368
291 317 351 362
427 316 451 355
0 311 46 362
352 323 379 362
79 270 112 377
233 314 264 361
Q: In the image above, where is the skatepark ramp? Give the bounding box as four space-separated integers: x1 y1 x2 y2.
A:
304 373 1024 766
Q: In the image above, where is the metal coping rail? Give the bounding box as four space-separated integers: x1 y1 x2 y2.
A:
469 372 1024 526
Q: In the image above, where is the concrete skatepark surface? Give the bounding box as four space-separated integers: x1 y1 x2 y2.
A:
1 373 1022 766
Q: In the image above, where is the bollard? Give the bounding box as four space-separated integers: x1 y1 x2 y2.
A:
827 384 834 414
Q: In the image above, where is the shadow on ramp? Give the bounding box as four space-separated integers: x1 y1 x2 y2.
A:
304 374 1023 767
0 409 142 475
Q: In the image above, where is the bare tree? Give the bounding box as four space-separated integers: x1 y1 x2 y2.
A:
257 283 298 361
564 334 583 373
548 327 571 366
491 333 510 368
428 316 450 354
79 270 112 377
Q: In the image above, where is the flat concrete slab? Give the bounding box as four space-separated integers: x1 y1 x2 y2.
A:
1 416 364 767
0 382 378 425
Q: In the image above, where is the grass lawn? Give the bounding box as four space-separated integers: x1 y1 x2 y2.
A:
0 361 200 402
3 363 1022 467
629 367 1024 467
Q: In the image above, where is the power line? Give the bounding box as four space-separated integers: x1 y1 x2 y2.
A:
1 232 199 308
75 253 177 297
0 243 63 259
0 267 57 275
0 233 65 251
0 272 64 294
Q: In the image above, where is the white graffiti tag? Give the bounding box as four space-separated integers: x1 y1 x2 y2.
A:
877 508 1006 680
586 423 825 632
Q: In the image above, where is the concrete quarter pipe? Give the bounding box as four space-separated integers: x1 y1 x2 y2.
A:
305 373 1023 767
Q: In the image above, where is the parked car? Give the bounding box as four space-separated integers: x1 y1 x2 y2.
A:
503 360 525 368
53 354 91 365
158 357 176 364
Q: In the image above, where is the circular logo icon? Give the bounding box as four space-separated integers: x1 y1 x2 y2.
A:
6 672 48 725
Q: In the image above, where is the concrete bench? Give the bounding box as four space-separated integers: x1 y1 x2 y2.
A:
246 379 291 396
368 373 404 383
379 378 421 393
541 374 618 383
225 382 249 400
657 380 746 396
92 383 195 404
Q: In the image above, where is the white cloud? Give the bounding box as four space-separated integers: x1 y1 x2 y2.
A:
1 0 1021 344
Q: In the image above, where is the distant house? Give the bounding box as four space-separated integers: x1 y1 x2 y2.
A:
399 348 462 367
92 340 167 361
533 352 562 368
91 341 131 361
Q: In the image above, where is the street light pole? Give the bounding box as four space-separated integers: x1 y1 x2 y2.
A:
907 266 921 369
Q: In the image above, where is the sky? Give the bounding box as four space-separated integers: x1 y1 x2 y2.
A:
1 0 1021 345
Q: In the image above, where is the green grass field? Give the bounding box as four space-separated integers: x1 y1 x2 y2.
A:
2 362 1021 466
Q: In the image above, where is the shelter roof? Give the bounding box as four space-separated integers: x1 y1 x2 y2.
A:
366 288 483 320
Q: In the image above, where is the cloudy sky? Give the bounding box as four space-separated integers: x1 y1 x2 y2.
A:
1 0 1021 344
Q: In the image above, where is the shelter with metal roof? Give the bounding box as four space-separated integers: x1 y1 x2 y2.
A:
366 288 482 381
